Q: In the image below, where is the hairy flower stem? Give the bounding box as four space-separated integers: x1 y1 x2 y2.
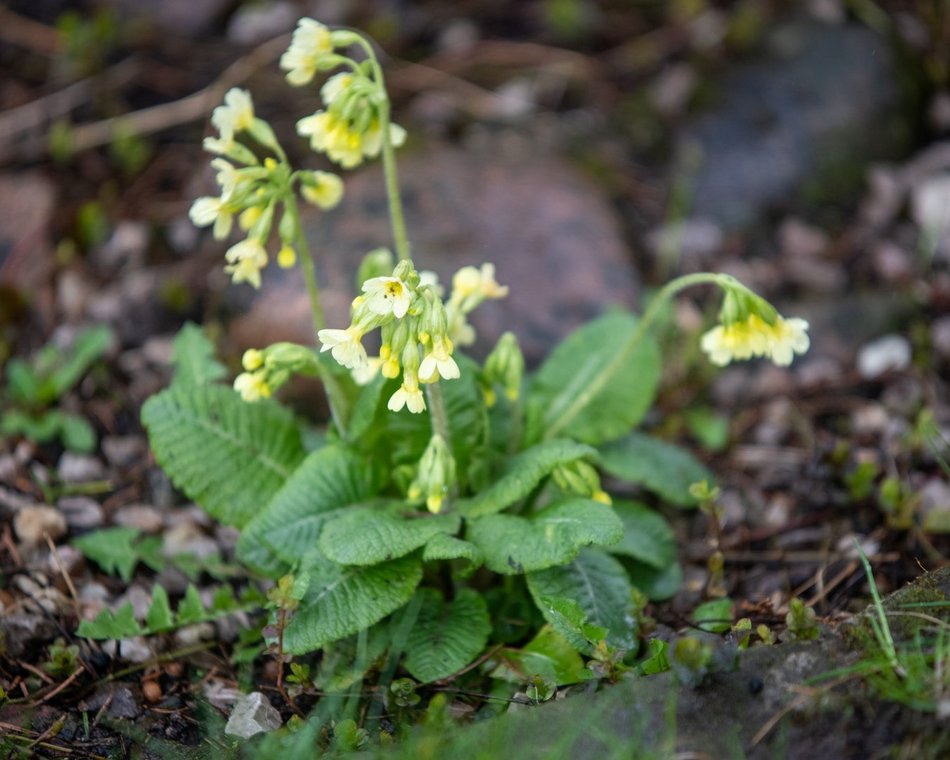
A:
543 272 727 440
285 192 349 434
425 380 451 450
357 39 411 263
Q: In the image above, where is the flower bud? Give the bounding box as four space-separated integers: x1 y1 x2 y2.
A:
483 332 524 402
409 434 457 514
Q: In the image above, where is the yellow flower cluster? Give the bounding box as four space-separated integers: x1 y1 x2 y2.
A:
701 313 810 367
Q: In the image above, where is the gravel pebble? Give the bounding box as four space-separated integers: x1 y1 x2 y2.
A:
58 453 106 484
58 496 104 530
13 505 67 545
113 504 164 533
857 334 912 378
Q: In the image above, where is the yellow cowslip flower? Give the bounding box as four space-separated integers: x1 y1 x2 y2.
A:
317 327 368 370
701 313 809 367
189 196 233 240
234 369 271 401
362 276 413 319
297 111 364 168
320 72 355 105
239 206 263 232
388 377 426 414
205 88 255 154
300 171 344 210
224 238 269 289
419 337 460 382
242 348 264 371
352 356 382 385
280 18 334 86
277 245 297 269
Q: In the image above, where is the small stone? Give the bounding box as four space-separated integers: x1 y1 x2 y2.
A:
851 403 889 436
163 523 220 561
872 241 913 282
94 220 148 273
143 680 163 704
101 637 154 664
227 0 297 44
113 504 164 533
80 683 141 719
932 315 950 360
116 586 153 619
57 497 104 530
778 218 829 258
857 334 912 378
58 453 106 484
174 623 216 647
225 692 283 739
0 613 57 656
911 173 950 256
102 435 147 468
13 506 67 545
48 544 84 577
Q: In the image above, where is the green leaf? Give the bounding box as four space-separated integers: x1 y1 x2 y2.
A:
316 623 391 691
238 445 377 577
403 588 492 683
141 384 305 528
527 596 607 655
346 372 387 443
609 500 676 569
684 407 729 451
72 527 142 582
59 413 96 453
467 498 623 575
625 558 682 601
529 311 660 445
527 548 637 654
490 626 588 685
422 533 483 568
319 509 460 566
47 325 111 400
283 553 423 654
633 638 670 676
177 585 205 625
693 598 733 634
170 322 227 387
145 587 174 632
599 431 714 507
456 439 597 517
5 359 39 405
77 602 143 640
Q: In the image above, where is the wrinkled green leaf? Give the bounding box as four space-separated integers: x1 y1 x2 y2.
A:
527 549 637 654
238 445 377 577
72 527 145 582
170 322 228 387
467 498 622 574
284 553 423 654
609 500 676 569
422 533 483 568
457 440 596 517
145 587 174 631
403 588 492 683
491 625 587 685
599 431 714 507
529 311 660 445
77 602 142 640
142 384 305 528
625 558 682 601
320 509 460 566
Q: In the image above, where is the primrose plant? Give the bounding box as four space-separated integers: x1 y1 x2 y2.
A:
139 18 809 688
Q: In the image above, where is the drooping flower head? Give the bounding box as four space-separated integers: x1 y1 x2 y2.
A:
701 279 810 367
280 18 335 86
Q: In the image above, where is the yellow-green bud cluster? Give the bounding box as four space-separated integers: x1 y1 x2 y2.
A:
552 460 611 504
283 18 407 169
482 331 525 406
318 260 461 414
190 86 345 290
233 343 322 402
407 434 457 513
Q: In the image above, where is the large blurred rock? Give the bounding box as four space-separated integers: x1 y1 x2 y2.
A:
229 135 641 364
678 17 916 229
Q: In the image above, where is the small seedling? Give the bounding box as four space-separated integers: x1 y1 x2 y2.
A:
1 325 111 452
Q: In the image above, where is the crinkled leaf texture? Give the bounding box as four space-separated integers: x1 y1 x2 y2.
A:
490 626 588 686
599 431 714 507
527 548 637 655
403 588 492 683
141 384 305 528
422 533 483 569
237 445 376 577
456 439 597 517
466 498 623 575
319 509 460 566
170 322 228 388
608 500 677 570
529 310 660 445
283 552 423 654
